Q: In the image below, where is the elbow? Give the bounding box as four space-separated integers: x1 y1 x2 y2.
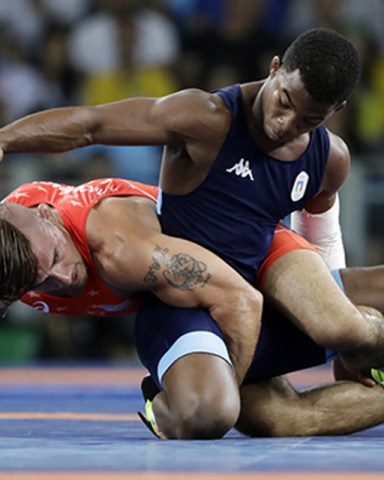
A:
231 287 264 329
245 288 264 316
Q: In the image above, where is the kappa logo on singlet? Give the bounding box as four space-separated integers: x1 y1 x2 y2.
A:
226 158 255 181
291 171 309 202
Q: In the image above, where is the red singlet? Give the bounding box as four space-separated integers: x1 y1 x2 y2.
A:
3 178 158 316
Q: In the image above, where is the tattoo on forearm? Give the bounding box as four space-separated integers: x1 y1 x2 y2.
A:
144 245 211 290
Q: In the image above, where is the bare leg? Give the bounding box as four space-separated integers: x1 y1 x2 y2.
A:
262 249 384 376
237 375 384 437
152 353 240 439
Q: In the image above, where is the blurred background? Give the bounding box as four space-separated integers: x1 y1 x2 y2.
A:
0 0 383 363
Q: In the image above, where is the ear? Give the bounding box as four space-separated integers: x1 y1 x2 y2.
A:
269 56 281 78
36 203 56 223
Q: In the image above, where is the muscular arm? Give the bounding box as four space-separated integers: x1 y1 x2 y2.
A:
0 89 229 163
90 197 263 384
303 130 351 214
0 99 167 154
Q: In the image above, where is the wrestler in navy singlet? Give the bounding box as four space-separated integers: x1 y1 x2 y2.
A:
158 84 330 283
136 268 343 387
136 293 328 388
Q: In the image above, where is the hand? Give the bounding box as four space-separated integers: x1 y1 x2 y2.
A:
0 147 4 162
334 357 376 387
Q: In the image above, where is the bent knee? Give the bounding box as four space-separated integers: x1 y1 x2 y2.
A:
172 388 240 439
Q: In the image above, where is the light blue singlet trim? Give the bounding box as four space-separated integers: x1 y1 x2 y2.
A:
331 268 344 290
325 268 345 361
157 331 233 387
156 187 162 215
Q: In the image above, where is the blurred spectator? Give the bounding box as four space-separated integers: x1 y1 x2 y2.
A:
34 22 83 106
39 0 90 25
0 37 62 123
82 15 179 104
173 0 288 88
69 0 180 74
0 0 44 53
350 27 384 154
284 0 384 53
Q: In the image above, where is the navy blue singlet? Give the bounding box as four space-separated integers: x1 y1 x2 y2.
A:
158 84 330 283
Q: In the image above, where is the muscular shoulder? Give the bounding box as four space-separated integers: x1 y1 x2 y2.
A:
324 130 351 191
86 196 159 251
86 196 160 292
304 129 350 212
152 87 231 141
328 130 350 160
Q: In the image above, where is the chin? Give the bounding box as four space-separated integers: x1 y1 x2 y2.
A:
76 277 87 292
264 124 280 143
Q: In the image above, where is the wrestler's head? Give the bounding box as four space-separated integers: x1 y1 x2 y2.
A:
258 28 361 144
0 203 88 308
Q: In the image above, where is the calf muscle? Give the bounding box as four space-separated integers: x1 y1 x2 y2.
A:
237 377 384 437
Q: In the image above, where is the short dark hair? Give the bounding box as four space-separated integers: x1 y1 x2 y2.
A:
282 28 361 104
0 218 38 308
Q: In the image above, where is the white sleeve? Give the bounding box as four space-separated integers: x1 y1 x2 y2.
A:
291 194 346 270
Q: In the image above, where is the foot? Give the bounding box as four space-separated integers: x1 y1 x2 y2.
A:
137 375 164 439
371 368 384 386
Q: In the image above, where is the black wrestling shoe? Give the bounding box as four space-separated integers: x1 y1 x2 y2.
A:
137 375 163 439
141 374 160 401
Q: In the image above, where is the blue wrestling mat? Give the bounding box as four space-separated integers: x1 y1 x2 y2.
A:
0 364 383 480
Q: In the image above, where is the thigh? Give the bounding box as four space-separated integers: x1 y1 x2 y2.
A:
261 248 362 348
135 292 233 388
244 303 328 382
257 224 317 289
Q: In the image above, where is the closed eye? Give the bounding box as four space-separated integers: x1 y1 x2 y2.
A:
279 96 290 109
52 248 60 268
280 89 293 109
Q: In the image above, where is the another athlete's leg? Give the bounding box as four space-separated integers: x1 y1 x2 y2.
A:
262 248 362 348
262 248 384 378
152 353 239 439
237 375 384 437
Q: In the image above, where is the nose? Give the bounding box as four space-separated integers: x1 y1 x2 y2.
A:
276 112 298 135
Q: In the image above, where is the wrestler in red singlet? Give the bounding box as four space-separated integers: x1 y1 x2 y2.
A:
3 178 157 316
